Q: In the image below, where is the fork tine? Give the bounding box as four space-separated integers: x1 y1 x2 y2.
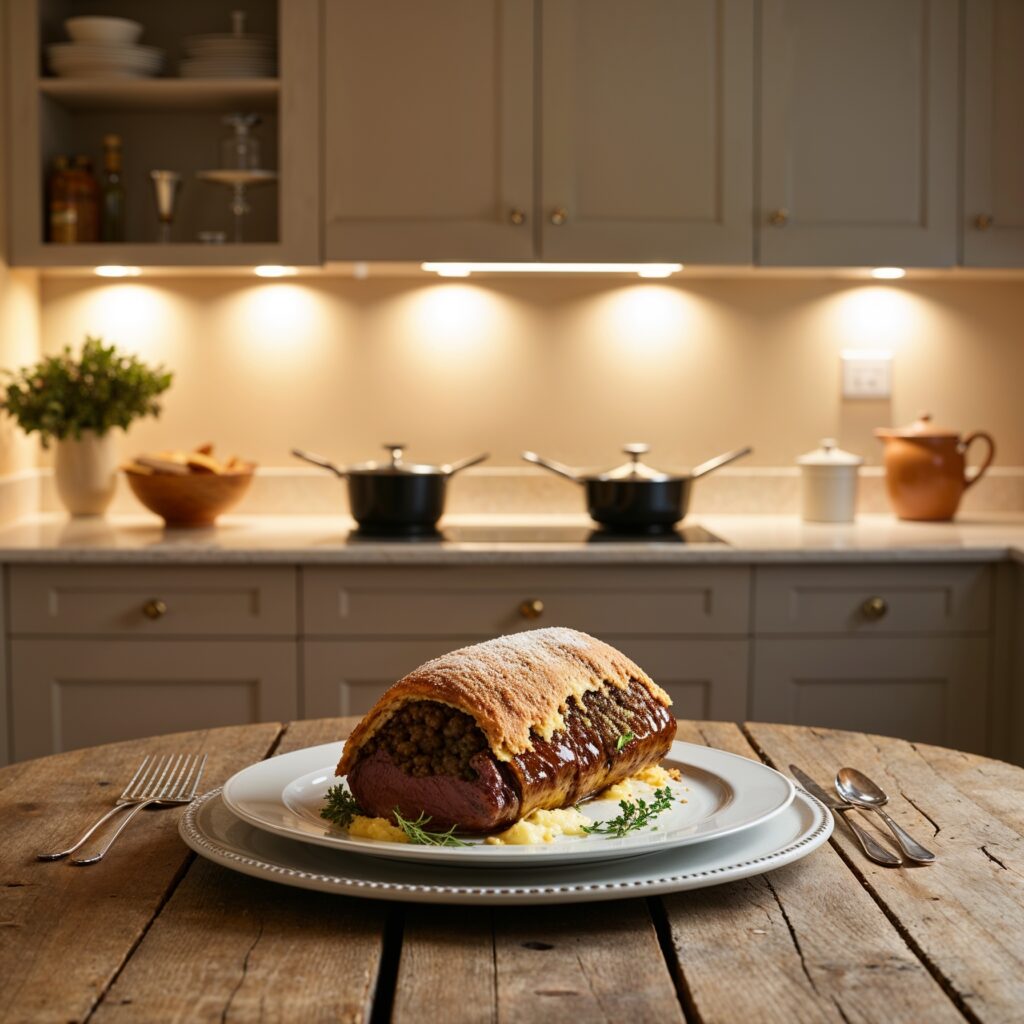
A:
119 756 152 800
163 754 191 800
181 754 208 800
125 754 163 800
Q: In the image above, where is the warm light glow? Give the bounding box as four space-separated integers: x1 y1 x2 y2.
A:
94 265 141 278
253 265 298 278
421 262 683 278
841 348 893 361
870 267 906 280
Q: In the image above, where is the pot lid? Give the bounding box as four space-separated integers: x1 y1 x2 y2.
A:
346 444 452 476
797 438 863 466
588 444 679 482
874 412 960 440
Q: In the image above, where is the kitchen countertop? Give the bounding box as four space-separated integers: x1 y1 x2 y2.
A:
0 512 1021 564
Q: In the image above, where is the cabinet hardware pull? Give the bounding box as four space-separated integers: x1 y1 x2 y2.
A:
861 596 888 621
519 598 545 620
509 208 527 226
143 599 168 620
974 213 994 231
549 207 568 226
768 208 789 227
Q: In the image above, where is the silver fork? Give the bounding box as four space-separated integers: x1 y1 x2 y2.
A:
72 753 207 865
38 753 207 863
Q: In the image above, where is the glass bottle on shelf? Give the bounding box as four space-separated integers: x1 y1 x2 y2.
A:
47 155 74 243
71 155 100 243
101 134 126 243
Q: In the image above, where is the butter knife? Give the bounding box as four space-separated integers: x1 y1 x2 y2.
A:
789 764 902 867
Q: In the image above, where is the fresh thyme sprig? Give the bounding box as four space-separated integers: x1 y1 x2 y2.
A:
582 786 675 839
320 783 363 828
616 731 636 752
393 809 470 847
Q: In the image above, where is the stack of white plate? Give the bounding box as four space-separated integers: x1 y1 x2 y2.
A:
48 40 164 79
180 30 275 79
181 738 833 905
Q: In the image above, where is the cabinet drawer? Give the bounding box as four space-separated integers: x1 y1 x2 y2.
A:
754 565 991 635
303 637 749 721
302 566 750 637
9 566 297 637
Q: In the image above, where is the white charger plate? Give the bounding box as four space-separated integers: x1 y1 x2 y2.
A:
182 788 831 905
221 740 795 867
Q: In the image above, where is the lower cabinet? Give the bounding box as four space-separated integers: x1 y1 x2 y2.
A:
303 637 750 721
9 640 298 762
751 637 990 754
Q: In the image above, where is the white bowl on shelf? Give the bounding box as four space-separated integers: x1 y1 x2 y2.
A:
65 16 143 45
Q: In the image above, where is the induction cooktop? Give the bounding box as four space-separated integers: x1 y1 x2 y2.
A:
344 524 726 545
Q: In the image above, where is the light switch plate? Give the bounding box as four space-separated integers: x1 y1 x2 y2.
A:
841 350 892 399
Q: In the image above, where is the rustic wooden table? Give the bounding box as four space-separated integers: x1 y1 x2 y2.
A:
2 717 1022 1023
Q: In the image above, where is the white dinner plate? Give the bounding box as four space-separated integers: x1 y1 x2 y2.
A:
182 787 831 905
221 740 796 867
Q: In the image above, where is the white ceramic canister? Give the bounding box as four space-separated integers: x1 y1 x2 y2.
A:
797 439 863 523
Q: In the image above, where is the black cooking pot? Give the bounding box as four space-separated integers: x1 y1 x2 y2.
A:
522 443 752 533
293 444 489 535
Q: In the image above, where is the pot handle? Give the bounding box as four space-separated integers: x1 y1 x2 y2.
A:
291 448 346 479
689 445 753 480
521 451 580 483
444 452 490 476
961 431 996 491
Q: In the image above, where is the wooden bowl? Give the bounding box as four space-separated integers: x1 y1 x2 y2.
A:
125 467 255 527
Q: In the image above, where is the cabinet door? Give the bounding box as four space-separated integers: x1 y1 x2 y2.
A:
323 0 534 260
759 0 958 266
304 638 748 721
10 640 298 761
541 0 754 262
751 637 990 754
963 0 1024 266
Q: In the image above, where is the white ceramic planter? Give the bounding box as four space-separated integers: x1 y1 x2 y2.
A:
54 430 119 516
797 439 863 523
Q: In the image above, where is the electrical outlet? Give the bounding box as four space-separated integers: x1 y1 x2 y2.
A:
841 350 892 399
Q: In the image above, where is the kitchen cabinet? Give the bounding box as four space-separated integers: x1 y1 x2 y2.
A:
539 0 754 263
9 639 298 762
963 0 1024 266
323 0 535 261
5 0 320 266
758 0 958 267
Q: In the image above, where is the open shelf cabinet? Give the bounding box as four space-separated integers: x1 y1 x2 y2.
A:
5 0 320 266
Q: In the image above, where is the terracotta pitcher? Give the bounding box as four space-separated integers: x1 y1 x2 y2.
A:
874 413 995 521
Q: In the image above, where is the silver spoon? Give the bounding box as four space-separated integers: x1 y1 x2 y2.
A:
835 767 936 864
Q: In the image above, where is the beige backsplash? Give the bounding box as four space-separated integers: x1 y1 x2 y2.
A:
35 275 1024 484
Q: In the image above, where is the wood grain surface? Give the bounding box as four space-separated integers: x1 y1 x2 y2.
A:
2 718 1021 1024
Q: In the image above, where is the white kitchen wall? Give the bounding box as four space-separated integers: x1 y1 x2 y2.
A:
35 274 1024 483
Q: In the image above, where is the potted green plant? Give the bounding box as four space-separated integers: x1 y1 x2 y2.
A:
2 336 173 515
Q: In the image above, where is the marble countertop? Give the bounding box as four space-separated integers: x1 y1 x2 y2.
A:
0 512 1021 564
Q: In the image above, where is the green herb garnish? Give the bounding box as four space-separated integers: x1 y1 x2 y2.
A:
616 731 636 752
582 786 675 839
393 809 470 847
320 783 363 828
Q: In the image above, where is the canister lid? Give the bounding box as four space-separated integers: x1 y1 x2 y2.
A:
797 438 864 467
874 411 959 440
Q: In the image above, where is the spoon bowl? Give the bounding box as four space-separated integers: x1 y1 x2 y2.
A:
835 767 889 807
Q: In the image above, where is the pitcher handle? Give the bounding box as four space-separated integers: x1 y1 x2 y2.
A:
961 431 996 491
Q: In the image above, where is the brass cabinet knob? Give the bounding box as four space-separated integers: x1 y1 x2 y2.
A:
518 598 545 620
861 596 888 621
975 213 994 231
768 208 789 227
509 208 527 226
549 207 568 226
143 599 168 620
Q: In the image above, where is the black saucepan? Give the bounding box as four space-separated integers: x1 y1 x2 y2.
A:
293 444 489 535
522 443 752 534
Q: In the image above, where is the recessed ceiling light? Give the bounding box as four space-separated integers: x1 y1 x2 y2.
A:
870 267 906 280
94 265 141 278
421 262 683 278
254 265 298 278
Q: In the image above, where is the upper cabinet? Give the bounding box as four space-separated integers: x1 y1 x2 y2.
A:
323 0 535 261
963 0 1024 266
758 0 958 267
539 0 753 263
